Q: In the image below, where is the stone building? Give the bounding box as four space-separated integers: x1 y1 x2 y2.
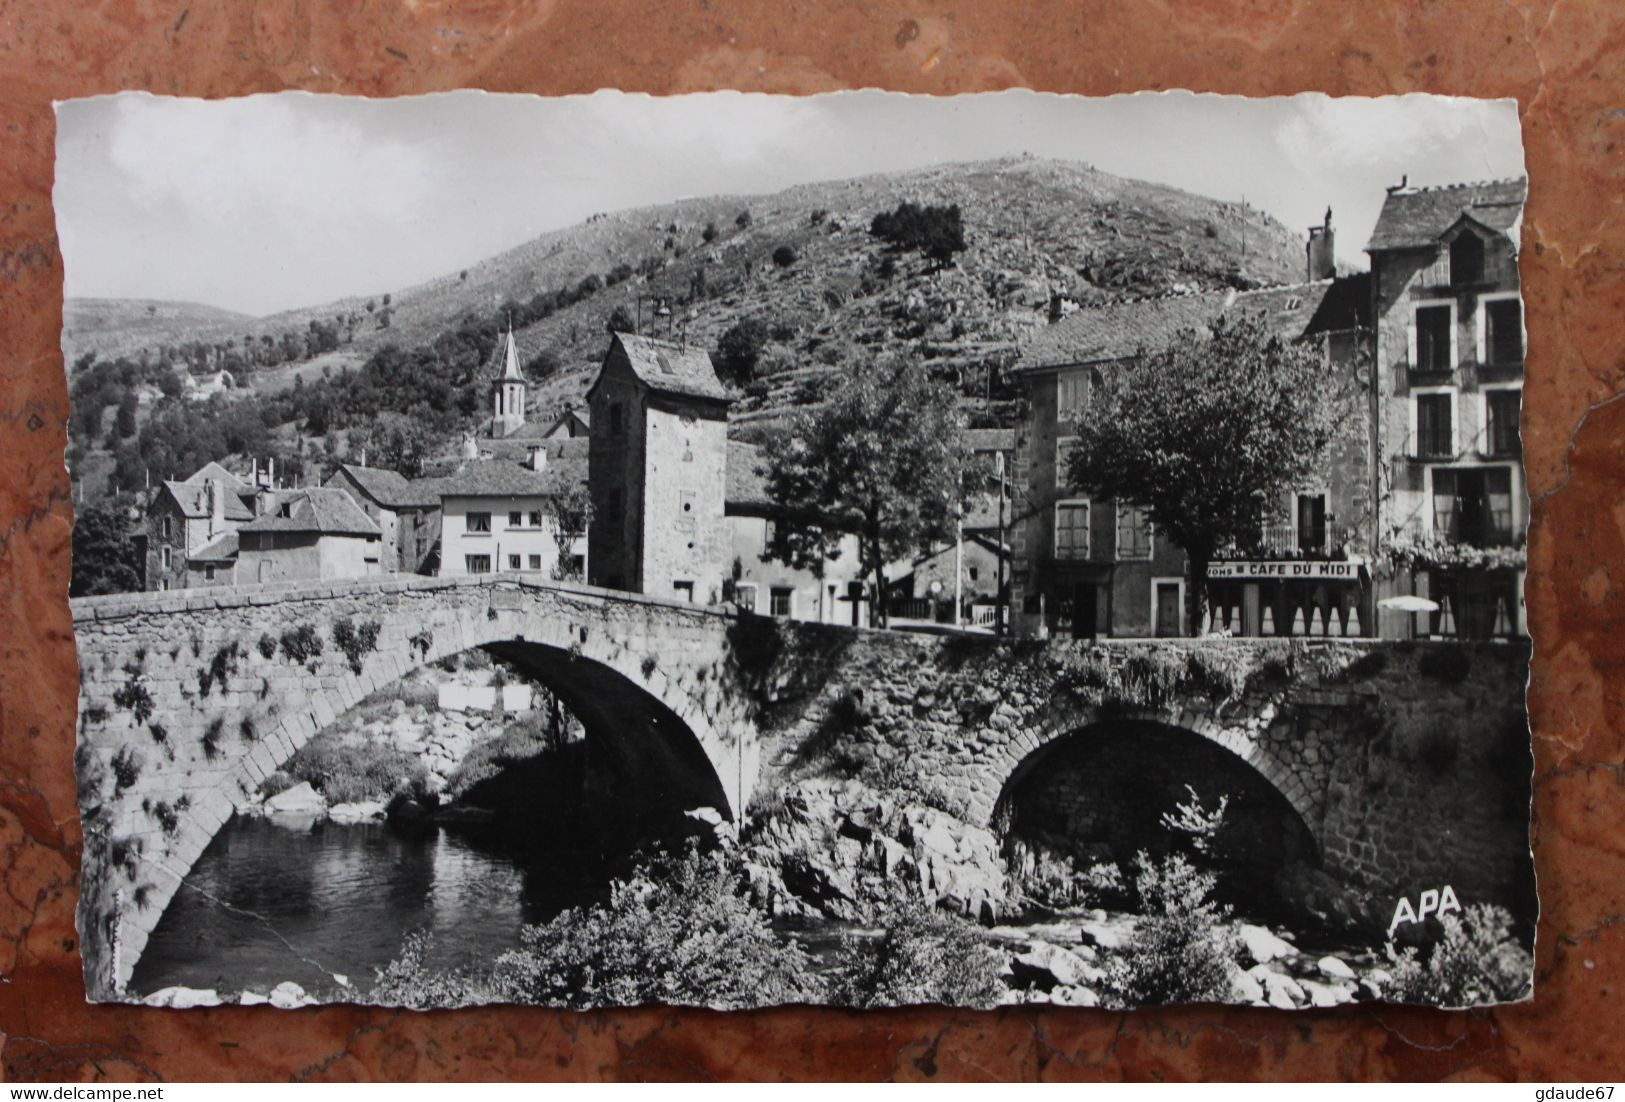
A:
1365 177 1527 640
143 461 257 591
322 463 442 574
430 451 585 579
1008 234 1372 639
587 331 733 603
236 487 384 584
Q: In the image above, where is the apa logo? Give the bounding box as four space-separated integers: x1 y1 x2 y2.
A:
1388 885 1462 937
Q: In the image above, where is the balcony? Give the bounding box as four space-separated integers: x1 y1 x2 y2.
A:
1216 523 1340 562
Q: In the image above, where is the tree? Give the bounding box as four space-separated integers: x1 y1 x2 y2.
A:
701 221 718 243
605 304 636 335
1063 311 1345 634
115 391 139 439
545 481 593 581
772 244 798 268
713 318 770 386
72 497 143 596
763 354 969 628
734 209 752 229
869 201 967 267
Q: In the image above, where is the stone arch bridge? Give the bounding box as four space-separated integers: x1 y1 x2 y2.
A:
72 575 1529 998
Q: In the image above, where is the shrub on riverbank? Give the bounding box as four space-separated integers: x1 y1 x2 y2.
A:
829 889 1005 1009
491 845 822 1009
284 737 427 805
1384 903 1532 1007
1104 851 1241 1006
443 713 557 801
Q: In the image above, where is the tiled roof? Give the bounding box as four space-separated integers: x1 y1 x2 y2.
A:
183 461 248 490
158 479 255 522
607 332 732 403
1365 178 1527 251
726 440 774 509
239 488 381 537
188 531 239 563
1015 278 1361 373
334 464 438 509
421 459 561 499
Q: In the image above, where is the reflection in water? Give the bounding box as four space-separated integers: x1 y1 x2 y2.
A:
133 816 533 999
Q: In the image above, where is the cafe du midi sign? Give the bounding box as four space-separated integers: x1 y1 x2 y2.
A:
1207 560 1364 581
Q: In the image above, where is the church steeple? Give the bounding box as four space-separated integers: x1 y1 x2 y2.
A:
491 322 527 438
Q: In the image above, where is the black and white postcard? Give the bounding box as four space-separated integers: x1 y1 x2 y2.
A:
59 90 1534 1011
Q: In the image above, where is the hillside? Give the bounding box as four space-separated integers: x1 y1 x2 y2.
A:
65 156 1307 484
63 299 255 364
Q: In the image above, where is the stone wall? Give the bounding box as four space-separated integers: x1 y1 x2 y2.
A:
746 625 1530 914
73 575 753 999
73 576 1530 1001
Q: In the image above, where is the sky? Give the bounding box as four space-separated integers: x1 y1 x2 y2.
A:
55 90 1525 318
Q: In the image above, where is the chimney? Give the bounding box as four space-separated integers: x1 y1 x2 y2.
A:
207 478 225 537
1306 207 1336 281
528 445 548 472
462 431 479 461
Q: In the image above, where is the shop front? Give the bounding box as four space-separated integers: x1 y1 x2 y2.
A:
1203 558 1373 637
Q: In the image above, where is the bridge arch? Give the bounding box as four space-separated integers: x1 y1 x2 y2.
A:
72 577 755 994
992 712 1323 913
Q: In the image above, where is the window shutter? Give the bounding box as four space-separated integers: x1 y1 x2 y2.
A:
1449 304 1459 370
1475 298 1488 365
1406 316 1418 368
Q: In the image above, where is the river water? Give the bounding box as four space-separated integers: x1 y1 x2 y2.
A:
132 816 579 1000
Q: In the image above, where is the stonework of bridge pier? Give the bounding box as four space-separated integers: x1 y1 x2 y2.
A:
72 575 1531 1000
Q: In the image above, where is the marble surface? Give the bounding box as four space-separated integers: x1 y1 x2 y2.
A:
0 0 1620 1081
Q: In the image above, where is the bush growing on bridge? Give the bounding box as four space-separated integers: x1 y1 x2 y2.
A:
256 633 278 660
332 618 383 674
279 624 324 665
491 845 820 1009
199 641 243 696
113 676 154 726
110 745 142 794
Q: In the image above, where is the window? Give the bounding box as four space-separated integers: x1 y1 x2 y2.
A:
1486 389 1522 457
1055 436 1078 490
1416 392 1455 457
465 554 492 574
161 516 172 540
1115 504 1152 560
968 567 980 582
1296 493 1327 552
529 554 543 570
1414 304 1454 372
1432 467 1515 547
161 546 171 569
770 586 794 617
509 511 522 528
677 489 696 533
673 580 695 603
1056 371 1089 424
735 583 758 613
529 510 543 528
508 554 522 571
1450 233 1485 285
467 512 491 534
609 402 624 436
204 565 215 582
763 519 777 552
1054 501 1090 560
1485 298 1523 366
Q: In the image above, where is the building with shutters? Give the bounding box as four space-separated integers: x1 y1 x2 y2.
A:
1007 211 1374 640
1366 176 1527 639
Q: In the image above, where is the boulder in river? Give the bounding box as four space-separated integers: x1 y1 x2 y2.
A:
264 781 326 817
328 800 386 823
1010 941 1103 990
1237 923 1298 965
